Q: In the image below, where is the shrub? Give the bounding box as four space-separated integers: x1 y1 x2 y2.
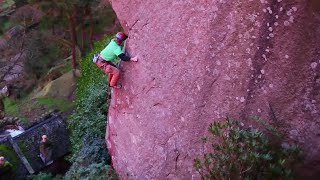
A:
66 36 118 179
64 138 117 180
65 162 117 180
3 97 19 115
67 36 111 158
28 172 53 180
0 144 20 170
24 31 62 79
35 97 73 112
194 117 301 180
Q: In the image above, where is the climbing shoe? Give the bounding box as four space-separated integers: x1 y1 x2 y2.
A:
112 84 122 89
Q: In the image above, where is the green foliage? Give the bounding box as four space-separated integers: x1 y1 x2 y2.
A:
28 172 53 180
67 36 110 156
91 7 118 34
0 144 19 170
35 0 68 32
4 96 72 119
3 97 19 115
65 36 118 179
2 20 12 32
24 31 62 79
35 97 73 112
30 0 116 51
1 1 13 8
65 162 117 180
17 141 28 154
194 117 301 180
64 138 117 180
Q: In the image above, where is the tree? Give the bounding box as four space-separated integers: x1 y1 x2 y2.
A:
28 0 102 72
23 31 62 79
76 0 101 49
28 0 78 71
12 0 28 8
194 117 301 180
0 26 27 83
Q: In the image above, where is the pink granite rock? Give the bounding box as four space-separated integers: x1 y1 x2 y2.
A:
106 0 320 179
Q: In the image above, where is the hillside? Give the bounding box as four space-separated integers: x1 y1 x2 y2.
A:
0 1 120 179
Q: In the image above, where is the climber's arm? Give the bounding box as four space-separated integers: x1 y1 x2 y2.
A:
118 53 138 62
118 53 131 61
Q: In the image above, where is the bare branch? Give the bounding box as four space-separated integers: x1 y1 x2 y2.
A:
0 31 27 82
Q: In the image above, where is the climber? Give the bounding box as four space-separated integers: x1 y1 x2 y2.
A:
0 156 13 178
0 85 9 120
93 32 138 89
39 135 53 165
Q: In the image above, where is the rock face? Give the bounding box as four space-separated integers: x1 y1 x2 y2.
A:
106 0 320 179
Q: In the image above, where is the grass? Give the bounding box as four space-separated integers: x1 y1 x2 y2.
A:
3 97 19 115
3 59 75 124
4 95 73 123
35 97 73 112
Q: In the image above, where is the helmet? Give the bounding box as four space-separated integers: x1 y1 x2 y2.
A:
115 32 128 41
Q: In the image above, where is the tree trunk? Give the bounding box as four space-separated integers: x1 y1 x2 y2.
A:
68 7 78 71
88 6 93 49
80 21 85 50
51 23 55 35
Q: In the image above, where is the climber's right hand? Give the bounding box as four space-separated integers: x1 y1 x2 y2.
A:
131 56 138 62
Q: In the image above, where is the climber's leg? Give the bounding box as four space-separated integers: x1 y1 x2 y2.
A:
95 59 121 88
104 65 121 88
108 74 113 86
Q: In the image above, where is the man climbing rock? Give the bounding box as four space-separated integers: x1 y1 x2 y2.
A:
0 85 9 120
39 135 53 165
93 32 138 89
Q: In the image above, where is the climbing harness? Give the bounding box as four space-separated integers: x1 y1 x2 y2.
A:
92 53 99 63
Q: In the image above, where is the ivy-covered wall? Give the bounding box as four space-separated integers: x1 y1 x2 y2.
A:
65 36 117 179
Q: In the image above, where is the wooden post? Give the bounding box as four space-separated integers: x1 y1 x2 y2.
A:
8 136 35 174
